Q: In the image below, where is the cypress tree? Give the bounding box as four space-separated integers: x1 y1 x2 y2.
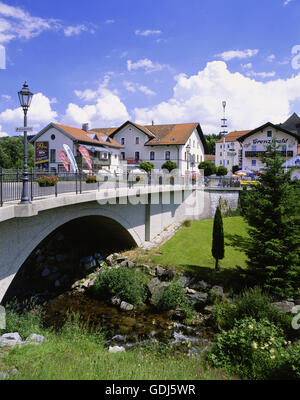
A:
212 205 225 270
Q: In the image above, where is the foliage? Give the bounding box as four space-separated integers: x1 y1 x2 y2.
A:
93 267 149 306
182 220 192 227
212 206 225 270
204 133 223 155
84 175 97 183
198 161 216 177
216 166 228 176
139 161 154 175
212 287 292 336
272 341 300 380
161 160 178 173
0 136 34 169
232 165 240 174
207 317 290 380
3 306 44 340
36 175 59 186
153 283 194 318
242 140 300 297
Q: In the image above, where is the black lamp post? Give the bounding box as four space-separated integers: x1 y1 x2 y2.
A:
18 82 34 204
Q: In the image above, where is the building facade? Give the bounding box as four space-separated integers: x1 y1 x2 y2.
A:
93 121 208 175
31 123 123 174
238 123 299 172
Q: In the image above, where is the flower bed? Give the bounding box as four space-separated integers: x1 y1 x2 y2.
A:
36 176 58 187
84 175 97 184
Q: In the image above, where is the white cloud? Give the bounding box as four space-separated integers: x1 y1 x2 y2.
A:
216 49 259 61
241 63 252 69
135 29 161 36
0 124 8 137
283 0 293 5
105 19 115 24
246 71 276 78
134 61 300 133
123 81 156 95
127 58 171 73
0 92 57 128
267 54 276 62
1 94 11 100
64 24 90 37
0 1 60 44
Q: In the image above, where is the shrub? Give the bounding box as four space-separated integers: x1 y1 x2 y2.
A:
154 283 194 319
212 287 292 335
93 267 149 306
183 220 192 227
207 317 288 380
198 161 216 177
161 160 178 173
3 307 44 340
216 166 228 176
272 341 300 380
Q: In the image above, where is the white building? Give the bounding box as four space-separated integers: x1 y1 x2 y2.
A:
31 123 123 173
215 130 251 173
238 122 299 172
282 155 300 180
92 121 208 175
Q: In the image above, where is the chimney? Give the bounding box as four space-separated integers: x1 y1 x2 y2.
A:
82 123 89 132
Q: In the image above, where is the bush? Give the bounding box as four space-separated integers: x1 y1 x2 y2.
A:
161 160 178 173
183 220 192 227
272 341 300 380
212 287 292 335
216 166 228 176
198 161 216 177
3 307 44 340
207 317 288 380
154 283 194 319
93 267 149 306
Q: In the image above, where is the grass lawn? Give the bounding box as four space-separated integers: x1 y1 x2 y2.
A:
150 217 249 292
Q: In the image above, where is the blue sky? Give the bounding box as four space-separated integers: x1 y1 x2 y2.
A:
0 0 300 137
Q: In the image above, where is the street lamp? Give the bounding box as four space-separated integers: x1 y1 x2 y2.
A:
18 82 34 204
186 143 191 171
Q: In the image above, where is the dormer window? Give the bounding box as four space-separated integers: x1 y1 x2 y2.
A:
165 151 171 161
267 131 272 138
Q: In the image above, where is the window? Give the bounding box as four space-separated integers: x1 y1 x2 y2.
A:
165 151 170 161
121 152 125 160
197 155 199 163
135 152 140 161
267 131 272 138
136 137 139 145
50 149 56 163
185 152 187 161
51 134 56 141
220 152 222 156
220 161 222 165
193 140 195 148
252 146 257 151
150 151 155 161
252 160 256 167
121 138 125 145
227 160 230 165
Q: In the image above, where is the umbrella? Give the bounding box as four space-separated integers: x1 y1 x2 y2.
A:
236 170 253 176
236 172 247 176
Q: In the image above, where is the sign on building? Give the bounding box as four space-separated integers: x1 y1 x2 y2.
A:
35 142 49 165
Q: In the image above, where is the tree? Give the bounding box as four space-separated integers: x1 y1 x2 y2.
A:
161 160 178 173
216 166 228 176
242 140 300 297
212 206 225 270
232 165 240 174
0 136 34 169
139 161 154 175
198 161 216 176
205 133 223 155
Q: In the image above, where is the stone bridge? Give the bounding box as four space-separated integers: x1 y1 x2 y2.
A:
0 185 241 302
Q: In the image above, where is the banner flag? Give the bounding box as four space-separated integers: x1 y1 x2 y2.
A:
78 145 93 170
58 150 70 172
63 144 79 173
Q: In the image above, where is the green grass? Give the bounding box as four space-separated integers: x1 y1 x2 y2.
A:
151 217 249 292
0 314 233 380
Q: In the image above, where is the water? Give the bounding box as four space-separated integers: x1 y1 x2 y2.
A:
43 291 214 355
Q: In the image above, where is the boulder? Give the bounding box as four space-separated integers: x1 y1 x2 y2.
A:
155 266 166 277
120 301 134 311
25 334 46 345
186 293 208 305
210 285 224 299
203 305 214 314
80 256 97 271
0 332 22 347
111 296 121 306
189 280 210 291
41 268 51 278
109 346 125 353
119 260 135 269
272 301 295 313
177 275 192 288
147 278 170 305
162 267 177 281
116 256 128 264
106 254 118 266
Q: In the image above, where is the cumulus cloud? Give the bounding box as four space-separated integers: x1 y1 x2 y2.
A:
283 0 293 5
216 49 259 61
135 29 161 36
133 61 300 133
0 124 8 137
127 58 171 73
0 92 57 128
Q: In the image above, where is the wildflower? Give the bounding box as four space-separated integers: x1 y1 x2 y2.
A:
270 355 276 360
248 324 254 330
252 342 258 349
270 348 275 354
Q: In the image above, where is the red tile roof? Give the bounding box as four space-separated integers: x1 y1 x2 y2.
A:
205 154 216 161
217 130 252 143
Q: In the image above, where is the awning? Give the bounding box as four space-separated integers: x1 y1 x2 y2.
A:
83 145 112 154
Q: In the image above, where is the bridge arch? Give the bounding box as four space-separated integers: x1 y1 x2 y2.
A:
0 204 142 302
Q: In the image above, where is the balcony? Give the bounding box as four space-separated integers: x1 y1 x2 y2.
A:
245 151 293 158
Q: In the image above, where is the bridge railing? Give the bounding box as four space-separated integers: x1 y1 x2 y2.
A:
0 170 242 206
